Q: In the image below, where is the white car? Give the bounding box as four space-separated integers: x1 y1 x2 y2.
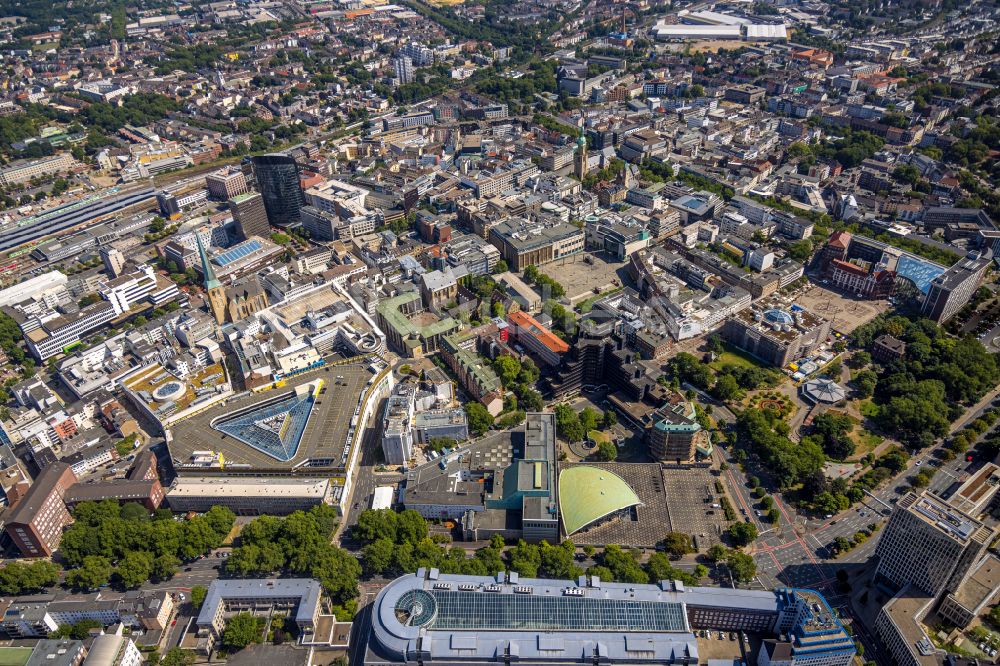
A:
915 460 922 466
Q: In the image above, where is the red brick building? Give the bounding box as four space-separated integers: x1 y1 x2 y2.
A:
4 463 77 557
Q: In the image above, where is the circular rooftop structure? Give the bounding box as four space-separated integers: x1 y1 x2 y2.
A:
763 309 794 326
394 589 437 627
802 378 847 404
558 466 642 536
152 381 185 403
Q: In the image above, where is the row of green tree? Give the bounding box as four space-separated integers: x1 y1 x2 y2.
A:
353 509 728 586
59 501 235 590
523 264 566 299
400 0 560 50
0 560 60 595
225 504 360 613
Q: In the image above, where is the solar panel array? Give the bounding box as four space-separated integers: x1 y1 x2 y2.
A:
395 589 687 633
212 391 314 461
213 239 264 267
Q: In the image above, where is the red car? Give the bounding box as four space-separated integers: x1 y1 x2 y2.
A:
171 620 177 626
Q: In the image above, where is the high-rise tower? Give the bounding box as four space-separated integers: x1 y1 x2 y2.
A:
251 154 305 227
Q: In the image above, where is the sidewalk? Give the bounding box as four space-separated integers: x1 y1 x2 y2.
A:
950 384 1000 434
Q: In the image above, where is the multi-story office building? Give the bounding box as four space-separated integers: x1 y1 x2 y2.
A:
228 192 270 242
434 233 501 276
874 491 993 597
0 152 75 187
382 111 435 132
22 301 117 361
195 579 322 654
19 262 180 360
874 589 939 666
0 591 174 637
62 440 119 477
506 311 570 367
413 409 469 445
100 247 127 278
382 384 416 465
300 205 339 242
64 478 165 511
488 218 585 271
166 477 333 515
252 154 305 227
205 167 248 200
920 249 992 323
585 218 651 260
101 264 180 317
4 462 77 557
720 302 830 368
922 207 994 232
540 146 575 171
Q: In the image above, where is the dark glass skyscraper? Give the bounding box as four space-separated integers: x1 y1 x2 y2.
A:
251 154 305 227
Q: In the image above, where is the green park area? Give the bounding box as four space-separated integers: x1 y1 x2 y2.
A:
0 648 33 666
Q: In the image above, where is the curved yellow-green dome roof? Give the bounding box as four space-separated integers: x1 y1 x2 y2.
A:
558 466 641 536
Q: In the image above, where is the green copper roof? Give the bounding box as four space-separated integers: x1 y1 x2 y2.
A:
196 233 222 291
558 466 641 536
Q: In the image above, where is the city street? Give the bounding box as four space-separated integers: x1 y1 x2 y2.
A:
719 387 1000 601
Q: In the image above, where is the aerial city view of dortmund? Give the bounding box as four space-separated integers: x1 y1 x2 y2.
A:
0 0 997 664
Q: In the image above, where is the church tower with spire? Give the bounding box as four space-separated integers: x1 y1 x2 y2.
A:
574 134 588 180
196 234 227 325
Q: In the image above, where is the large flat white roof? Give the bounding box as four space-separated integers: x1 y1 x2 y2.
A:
0 270 67 308
372 485 394 510
168 476 330 498
746 24 788 39
652 24 742 38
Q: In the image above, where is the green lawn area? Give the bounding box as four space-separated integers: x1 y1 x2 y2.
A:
31 41 59 51
576 287 624 313
709 344 773 374
0 647 34 666
588 430 612 445
858 399 880 419
849 429 884 458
